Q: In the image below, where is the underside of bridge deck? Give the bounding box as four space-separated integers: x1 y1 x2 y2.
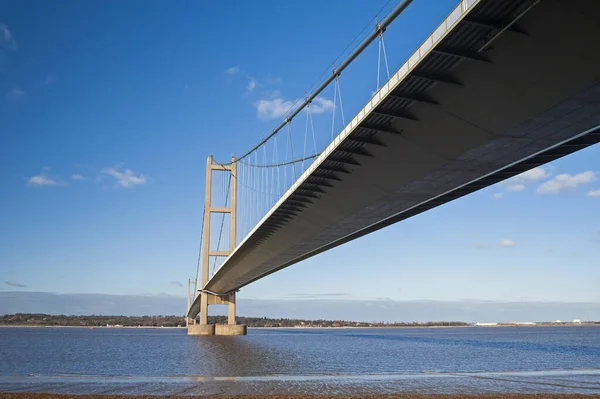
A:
189 0 600 317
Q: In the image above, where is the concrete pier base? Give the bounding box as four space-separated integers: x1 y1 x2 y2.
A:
187 324 247 336
215 324 247 336
187 324 215 336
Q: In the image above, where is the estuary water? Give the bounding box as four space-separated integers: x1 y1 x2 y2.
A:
1 326 599 395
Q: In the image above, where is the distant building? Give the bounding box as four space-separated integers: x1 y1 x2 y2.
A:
473 322 498 327
572 319 582 324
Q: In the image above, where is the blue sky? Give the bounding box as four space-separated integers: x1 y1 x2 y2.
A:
1 0 599 307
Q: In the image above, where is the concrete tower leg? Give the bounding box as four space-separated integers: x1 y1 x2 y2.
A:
228 292 236 325
188 155 246 336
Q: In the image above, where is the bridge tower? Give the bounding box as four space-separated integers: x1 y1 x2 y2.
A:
187 155 247 336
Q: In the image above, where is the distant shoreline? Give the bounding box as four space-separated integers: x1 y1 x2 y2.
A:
4 313 597 329
0 324 596 329
0 325 186 329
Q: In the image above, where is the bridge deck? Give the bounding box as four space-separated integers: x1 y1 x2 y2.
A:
189 0 600 316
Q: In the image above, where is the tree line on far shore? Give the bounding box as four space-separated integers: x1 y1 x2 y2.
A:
0 313 470 328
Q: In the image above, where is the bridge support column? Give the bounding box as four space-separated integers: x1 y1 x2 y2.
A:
228 292 236 325
187 155 246 336
216 291 246 335
199 292 209 325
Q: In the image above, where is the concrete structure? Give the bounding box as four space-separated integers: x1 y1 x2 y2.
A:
188 0 600 322
215 324 247 336
187 324 215 336
187 156 246 336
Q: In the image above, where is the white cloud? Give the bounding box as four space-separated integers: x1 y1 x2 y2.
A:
501 167 551 192
255 95 335 120
517 167 552 181
27 174 59 187
310 97 335 114
225 65 239 76
70 174 85 181
501 239 515 247
536 171 595 194
505 184 525 192
0 24 17 50
492 193 503 199
101 166 148 188
256 97 296 120
5 87 25 100
244 74 282 93
587 189 600 197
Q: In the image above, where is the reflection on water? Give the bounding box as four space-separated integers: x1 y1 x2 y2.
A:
0 326 599 394
189 336 291 376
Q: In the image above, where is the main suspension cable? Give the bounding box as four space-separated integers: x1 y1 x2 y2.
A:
215 0 414 165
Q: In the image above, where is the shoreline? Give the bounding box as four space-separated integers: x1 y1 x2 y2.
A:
1 394 600 399
0 325 186 329
0 324 596 329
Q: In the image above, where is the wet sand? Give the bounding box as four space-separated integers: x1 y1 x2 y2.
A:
1 393 600 398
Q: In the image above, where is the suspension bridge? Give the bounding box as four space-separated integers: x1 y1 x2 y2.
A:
186 0 600 335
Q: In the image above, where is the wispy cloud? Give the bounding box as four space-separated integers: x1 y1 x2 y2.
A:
475 240 516 249
101 165 148 188
505 184 525 192
502 167 551 192
536 171 595 194
70 174 85 181
0 24 17 50
255 96 333 120
587 189 600 197
263 75 282 86
225 65 240 76
27 174 60 187
310 97 335 114
501 239 515 247
5 87 25 100
5 281 26 288
492 193 503 199
169 281 183 288
519 167 552 181
244 74 282 93
256 97 296 120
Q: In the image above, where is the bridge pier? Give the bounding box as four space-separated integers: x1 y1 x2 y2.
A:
187 291 246 336
187 155 246 336
187 323 215 336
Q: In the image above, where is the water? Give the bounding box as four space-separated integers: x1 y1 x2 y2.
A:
1 326 599 395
